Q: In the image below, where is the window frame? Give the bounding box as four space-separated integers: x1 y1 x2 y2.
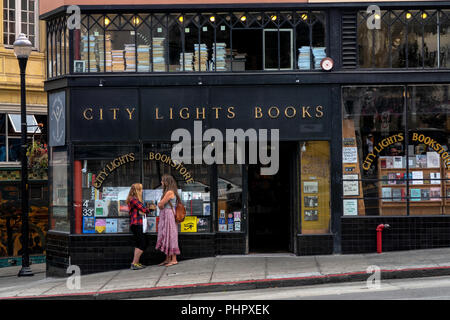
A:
3 0 40 50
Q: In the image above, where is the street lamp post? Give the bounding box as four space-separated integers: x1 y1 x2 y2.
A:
14 33 33 277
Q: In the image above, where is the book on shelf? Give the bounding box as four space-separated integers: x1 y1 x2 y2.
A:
298 46 311 70
410 188 421 201
152 37 166 72
212 42 227 71
411 171 423 185
194 43 208 71
392 188 402 201
382 187 392 201
137 45 150 72
396 172 404 184
312 47 326 69
388 173 396 185
408 156 417 169
416 155 427 168
112 50 125 72
430 172 441 184
430 187 441 201
380 157 387 169
427 152 440 168
386 157 394 169
124 44 136 72
181 52 194 71
393 156 403 169
421 188 430 200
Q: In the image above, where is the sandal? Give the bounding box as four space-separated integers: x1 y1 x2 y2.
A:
165 261 178 266
158 261 169 266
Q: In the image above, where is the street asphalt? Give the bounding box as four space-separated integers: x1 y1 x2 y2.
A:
2 248 450 300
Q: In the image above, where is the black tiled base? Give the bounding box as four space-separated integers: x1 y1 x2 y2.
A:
46 232 246 276
297 234 334 256
341 216 450 254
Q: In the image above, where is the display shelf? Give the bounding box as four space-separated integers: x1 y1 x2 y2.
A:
378 157 445 216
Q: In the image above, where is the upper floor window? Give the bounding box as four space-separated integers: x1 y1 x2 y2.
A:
3 0 38 48
358 9 450 69
46 10 327 77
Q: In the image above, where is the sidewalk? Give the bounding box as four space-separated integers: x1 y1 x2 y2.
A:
2 248 450 300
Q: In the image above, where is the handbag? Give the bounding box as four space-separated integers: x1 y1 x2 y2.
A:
169 198 186 224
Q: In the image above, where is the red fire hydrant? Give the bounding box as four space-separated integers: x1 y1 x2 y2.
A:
376 224 390 254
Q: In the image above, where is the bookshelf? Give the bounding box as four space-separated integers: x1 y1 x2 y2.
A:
378 155 445 216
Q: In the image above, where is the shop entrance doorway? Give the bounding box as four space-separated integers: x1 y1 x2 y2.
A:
248 143 294 253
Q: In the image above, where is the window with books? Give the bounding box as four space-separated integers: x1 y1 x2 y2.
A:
143 144 212 233
217 164 243 233
74 146 140 234
48 11 327 78
408 85 450 213
343 85 450 216
343 86 407 216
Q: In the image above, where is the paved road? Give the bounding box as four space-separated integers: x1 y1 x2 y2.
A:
138 275 450 300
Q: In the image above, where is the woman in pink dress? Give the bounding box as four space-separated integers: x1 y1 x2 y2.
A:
156 174 180 266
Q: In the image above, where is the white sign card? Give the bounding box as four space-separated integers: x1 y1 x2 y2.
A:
303 181 319 194
343 199 358 216
343 174 359 196
342 147 358 163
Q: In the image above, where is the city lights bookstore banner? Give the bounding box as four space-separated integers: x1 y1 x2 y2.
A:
70 86 332 142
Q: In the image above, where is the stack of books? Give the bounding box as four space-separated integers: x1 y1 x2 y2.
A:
312 47 326 69
181 52 194 71
152 37 166 72
81 35 98 72
124 44 136 72
112 50 125 72
298 47 311 70
95 35 105 72
213 42 227 71
105 35 112 72
194 44 208 71
137 45 150 72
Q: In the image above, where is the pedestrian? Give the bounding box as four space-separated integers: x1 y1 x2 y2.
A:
127 183 154 270
155 174 181 266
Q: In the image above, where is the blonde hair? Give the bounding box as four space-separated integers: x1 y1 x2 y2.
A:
126 183 143 204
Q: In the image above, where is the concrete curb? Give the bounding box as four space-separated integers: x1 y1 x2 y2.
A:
4 265 450 300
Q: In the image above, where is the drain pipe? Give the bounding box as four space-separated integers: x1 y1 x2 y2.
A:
376 224 390 254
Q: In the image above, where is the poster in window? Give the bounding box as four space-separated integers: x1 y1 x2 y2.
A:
82 217 95 233
343 174 359 196
197 217 209 232
106 219 118 233
117 219 130 233
343 199 358 216
181 216 197 232
304 210 318 221
95 218 106 233
303 181 318 194
146 216 157 233
342 147 357 163
304 196 318 208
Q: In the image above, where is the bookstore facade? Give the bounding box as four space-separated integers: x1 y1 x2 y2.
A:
42 2 450 275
